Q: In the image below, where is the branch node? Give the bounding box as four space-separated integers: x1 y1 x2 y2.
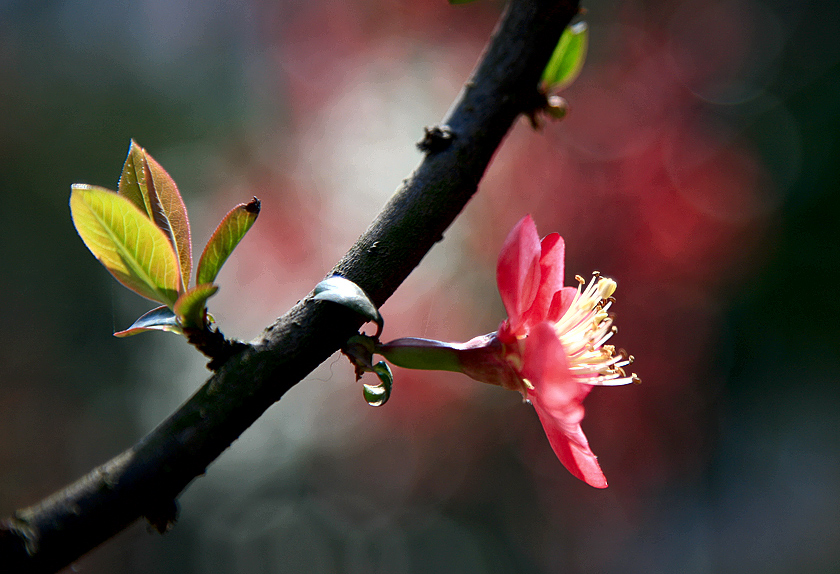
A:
417 124 455 153
144 499 179 535
184 326 249 370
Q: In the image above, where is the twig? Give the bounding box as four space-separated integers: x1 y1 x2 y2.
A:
0 1 580 571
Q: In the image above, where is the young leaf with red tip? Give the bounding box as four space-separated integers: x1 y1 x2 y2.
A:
144 153 192 290
70 185 181 306
174 284 220 330
117 140 149 215
117 140 193 291
114 306 183 337
196 198 260 286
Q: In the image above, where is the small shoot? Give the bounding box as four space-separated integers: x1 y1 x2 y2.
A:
529 22 589 129
541 22 589 92
70 141 260 340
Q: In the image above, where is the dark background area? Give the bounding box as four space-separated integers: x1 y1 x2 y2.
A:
1 0 839 572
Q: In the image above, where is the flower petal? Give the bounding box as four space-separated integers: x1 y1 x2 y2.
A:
521 322 607 488
521 322 579 405
532 408 608 488
522 232 565 329
496 215 541 334
547 286 579 323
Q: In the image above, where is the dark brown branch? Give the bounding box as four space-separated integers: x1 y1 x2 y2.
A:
0 1 580 571
183 325 248 370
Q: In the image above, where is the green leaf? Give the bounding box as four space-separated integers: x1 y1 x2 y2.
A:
173 283 219 330
196 197 260 285
363 361 393 406
313 276 383 336
117 140 192 290
541 22 588 91
114 305 183 337
70 185 181 306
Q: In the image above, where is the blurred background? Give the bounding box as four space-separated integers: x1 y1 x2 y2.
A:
1 0 839 572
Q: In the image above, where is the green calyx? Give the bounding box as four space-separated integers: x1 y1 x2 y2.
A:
376 338 464 373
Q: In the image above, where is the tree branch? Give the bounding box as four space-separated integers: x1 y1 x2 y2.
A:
0 1 580 571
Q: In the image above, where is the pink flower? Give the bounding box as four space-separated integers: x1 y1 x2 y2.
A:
378 215 637 488
484 215 638 487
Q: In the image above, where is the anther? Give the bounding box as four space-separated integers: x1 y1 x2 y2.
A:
597 277 617 299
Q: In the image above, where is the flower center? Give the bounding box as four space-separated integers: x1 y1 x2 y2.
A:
554 272 640 386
